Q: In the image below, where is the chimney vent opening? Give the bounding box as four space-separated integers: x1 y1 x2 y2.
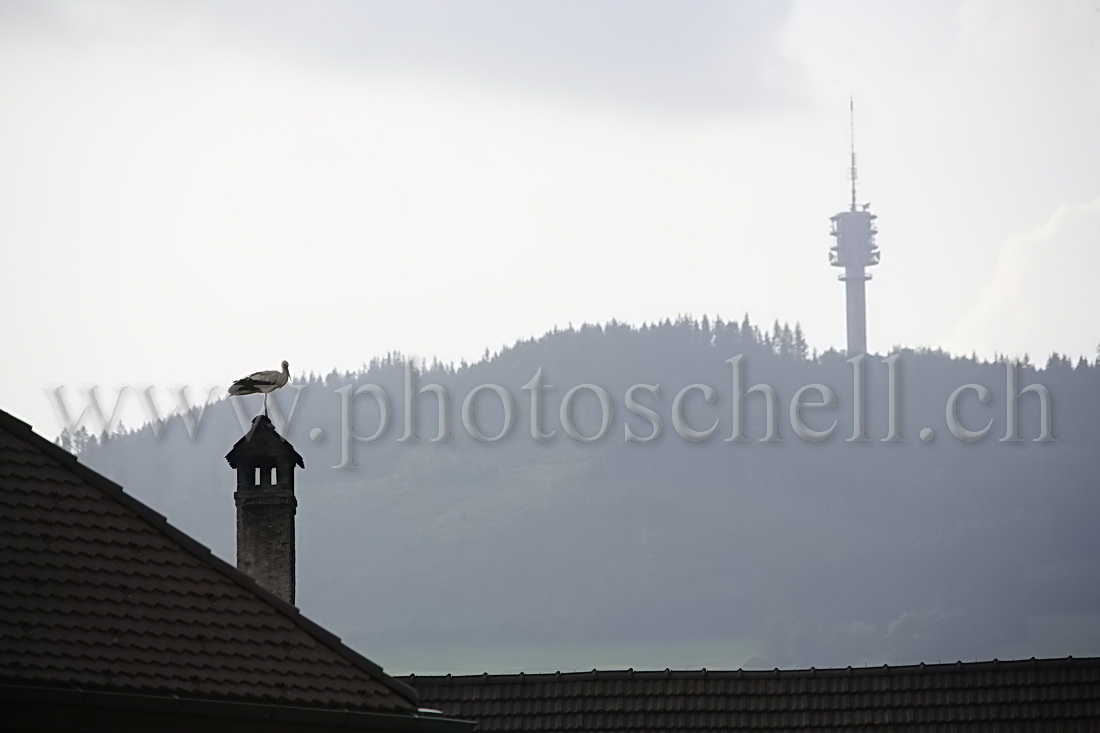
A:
254 467 261 486
271 467 278 485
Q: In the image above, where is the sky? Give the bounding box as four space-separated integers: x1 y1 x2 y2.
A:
1 0 1099 437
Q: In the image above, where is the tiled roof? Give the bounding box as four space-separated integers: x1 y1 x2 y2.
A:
0 409 417 714
404 657 1100 732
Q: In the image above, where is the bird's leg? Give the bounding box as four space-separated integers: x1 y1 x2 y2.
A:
263 393 268 416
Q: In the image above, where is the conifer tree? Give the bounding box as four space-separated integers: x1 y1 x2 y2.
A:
793 323 809 361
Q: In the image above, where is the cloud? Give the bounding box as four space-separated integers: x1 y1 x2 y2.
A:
2 0 806 115
952 196 1100 361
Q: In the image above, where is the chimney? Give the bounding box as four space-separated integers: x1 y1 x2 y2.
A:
225 414 304 604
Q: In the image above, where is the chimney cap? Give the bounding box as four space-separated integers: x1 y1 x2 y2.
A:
225 415 305 469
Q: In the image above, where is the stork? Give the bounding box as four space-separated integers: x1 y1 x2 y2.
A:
229 360 290 416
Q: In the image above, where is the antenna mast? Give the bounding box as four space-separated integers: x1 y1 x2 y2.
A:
849 96 857 212
829 96 879 356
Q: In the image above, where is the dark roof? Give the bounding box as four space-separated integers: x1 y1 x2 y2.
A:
404 657 1100 732
226 414 305 469
0 408 412 714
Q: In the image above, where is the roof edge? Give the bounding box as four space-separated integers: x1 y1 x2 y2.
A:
0 683 475 733
0 407 420 709
401 655 1100 684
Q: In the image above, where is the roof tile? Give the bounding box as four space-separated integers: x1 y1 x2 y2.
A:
0 411 417 714
404 658 1100 732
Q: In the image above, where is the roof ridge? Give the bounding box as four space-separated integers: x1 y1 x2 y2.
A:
0 406 420 709
402 655 1100 683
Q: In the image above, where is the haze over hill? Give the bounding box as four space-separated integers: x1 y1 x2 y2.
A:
78 316 1100 673
5 1 1100 443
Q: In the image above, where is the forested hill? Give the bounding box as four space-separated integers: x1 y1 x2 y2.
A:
78 316 1100 673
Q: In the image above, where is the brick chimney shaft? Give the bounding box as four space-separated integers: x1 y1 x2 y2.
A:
225 415 304 605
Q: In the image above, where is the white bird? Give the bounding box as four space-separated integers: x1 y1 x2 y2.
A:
229 360 290 416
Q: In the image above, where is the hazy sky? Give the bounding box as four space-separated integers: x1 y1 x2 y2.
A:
2 0 1098 436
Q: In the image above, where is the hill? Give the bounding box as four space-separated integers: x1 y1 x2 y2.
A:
79 316 1100 672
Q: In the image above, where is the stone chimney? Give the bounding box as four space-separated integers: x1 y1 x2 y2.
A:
225 414 304 605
